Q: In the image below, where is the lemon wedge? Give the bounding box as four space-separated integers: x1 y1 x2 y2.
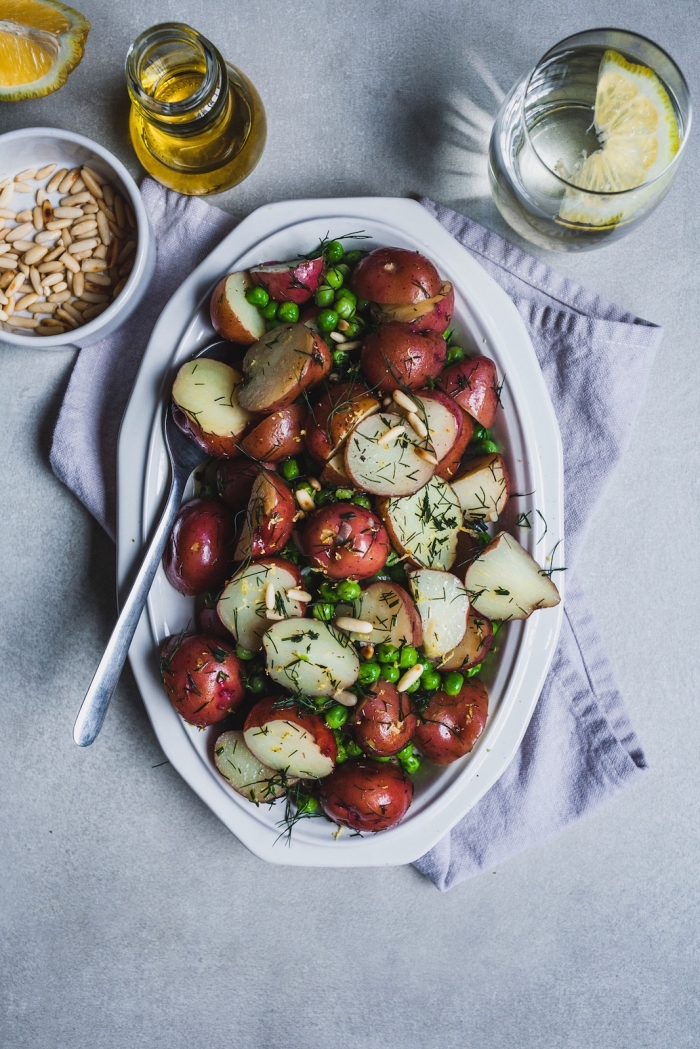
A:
559 49 680 227
0 0 90 101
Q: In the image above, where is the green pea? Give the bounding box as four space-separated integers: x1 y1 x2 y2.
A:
377 643 399 664
334 487 353 500
345 249 364 265
315 488 335 506
247 675 266 694
358 662 381 685
343 320 362 339
326 240 345 263
318 582 338 602
295 480 315 498
442 671 464 695
335 287 356 307
336 264 351 279
324 267 344 290
281 458 300 481
492 622 500 636
398 645 419 669
480 439 499 454
446 344 466 363
332 350 350 368
235 645 256 661
346 739 363 757
315 286 335 308
473 426 489 443
373 755 393 763
266 319 282 331
278 301 299 323
421 669 442 691
381 664 400 683
297 795 319 814
466 663 483 677
336 580 361 602
405 678 422 693
401 754 421 774
325 704 349 729
261 300 278 320
387 564 407 583
335 298 355 320
245 285 269 307
349 493 369 510
335 743 348 764
317 308 339 332
356 297 370 311
312 602 334 622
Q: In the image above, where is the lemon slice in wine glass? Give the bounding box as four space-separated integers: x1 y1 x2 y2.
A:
559 49 680 228
0 0 90 101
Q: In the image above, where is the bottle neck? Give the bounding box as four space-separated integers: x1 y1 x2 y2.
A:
126 22 229 137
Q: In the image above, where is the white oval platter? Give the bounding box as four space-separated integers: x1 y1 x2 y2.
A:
117 196 564 867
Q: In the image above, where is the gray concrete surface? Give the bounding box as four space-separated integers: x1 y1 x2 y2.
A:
1 2 699 1046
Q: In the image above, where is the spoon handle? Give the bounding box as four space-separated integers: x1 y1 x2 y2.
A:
73 473 185 747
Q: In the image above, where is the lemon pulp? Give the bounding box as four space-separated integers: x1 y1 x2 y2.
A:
559 49 680 227
0 0 90 100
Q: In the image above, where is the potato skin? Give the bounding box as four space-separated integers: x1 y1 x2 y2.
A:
439 609 493 671
361 323 447 392
301 504 391 580
209 271 265 345
434 405 474 480
413 680 489 764
162 498 232 597
239 324 332 413
320 759 413 831
351 248 441 305
160 633 246 727
239 404 306 463
216 458 274 513
375 282 454 335
234 470 297 560
197 604 234 642
250 256 326 304
305 382 380 464
243 696 338 762
409 282 454 334
436 356 499 429
352 680 417 757
171 401 241 459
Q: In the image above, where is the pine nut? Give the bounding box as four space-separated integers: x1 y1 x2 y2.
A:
36 188 47 205
44 246 64 262
58 169 80 194
18 262 29 276
341 340 362 350
397 665 424 692
96 211 111 244
84 271 110 286
360 644 375 660
83 302 108 320
7 273 25 296
81 203 99 214
28 302 56 314
308 477 322 491
38 261 65 274
43 272 64 288
35 231 61 246
6 316 39 328
60 252 80 273
15 209 33 223
6 222 34 243
46 219 72 230
61 228 72 249
73 271 84 298
113 194 126 229
415 447 439 466
0 209 17 220
334 616 373 635
407 412 428 438
56 308 79 329
5 294 15 314
102 184 114 207
16 168 38 182
29 268 43 295
333 691 358 707
61 192 92 206
0 243 11 256
117 240 136 264
84 257 108 272
54 206 84 219
68 238 98 254
125 204 136 228
0 309 7 322
47 169 67 193
13 182 33 194
23 245 48 266
71 178 86 194
15 293 39 311
71 219 97 237
264 582 276 611
265 611 287 621
81 169 103 198
61 302 82 323
286 588 313 603
0 258 18 270
48 290 71 303
12 240 36 252
71 250 94 261
33 206 44 232
112 277 127 297
378 424 405 445
393 389 419 413
36 324 66 336
36 164 57 180
329 331 346 343
96 200 116 223
295 488 315 512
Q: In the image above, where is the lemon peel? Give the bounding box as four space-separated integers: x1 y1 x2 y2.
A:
0 0 90 101
558 49 680 228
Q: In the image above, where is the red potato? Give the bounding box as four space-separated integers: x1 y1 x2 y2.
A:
250 255 326 304
451 453 511 523
320 759 413 831
352 680 417 757
320 452 352 488
210 271 266 344
217 557 307 652
243 696 337 778
436 355 500 429
217 458 274 513
302 504 391 580
163 498 233 597
361 323 447 392
378 476 462 571
375 282 455 335
234 470 296 560
172 358 252 458
238 323 332 413
407 568 469 658
465 532 560 620
305 381 381 463
344 412 435 498
197 604 234 642
397 388 463 461
435 407 474 481
413 680 489 764
160 633 246 727
347 581 422 648
439 608 493 671
351 247 441 305
239 404 306 463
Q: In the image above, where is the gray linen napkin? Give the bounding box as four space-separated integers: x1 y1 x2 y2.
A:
50 182 661 890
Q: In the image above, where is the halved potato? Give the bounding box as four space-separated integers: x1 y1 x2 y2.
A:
234 471 296 560
320 452 351 488
238 323 332 413
210 271 266 344
239 404 306 463
408 569 469 658
451 454 510 523
217 557 307 652
172 358 252 458
305 381 381 463
263 618 360 696
344 412 434 497
438 608 493 671
344 580 423 648
378 475 462 570
214 729 292 801
243 697 337 779
465 532 561 620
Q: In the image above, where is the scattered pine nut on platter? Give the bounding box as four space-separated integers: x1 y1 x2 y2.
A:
0 161 138 338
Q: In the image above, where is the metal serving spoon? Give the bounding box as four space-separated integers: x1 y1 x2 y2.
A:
72 341 234 747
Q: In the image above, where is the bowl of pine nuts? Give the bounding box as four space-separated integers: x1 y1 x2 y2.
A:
0 127 155 347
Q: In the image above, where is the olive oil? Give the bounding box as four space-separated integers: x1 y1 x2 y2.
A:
126 23 266 196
